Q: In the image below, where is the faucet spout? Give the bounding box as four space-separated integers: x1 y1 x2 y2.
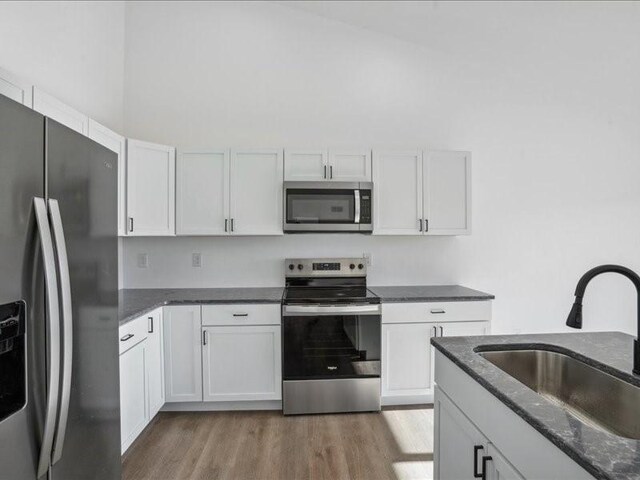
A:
566 264 640 374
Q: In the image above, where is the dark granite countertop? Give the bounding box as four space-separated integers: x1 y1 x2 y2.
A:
432 332 640 480
119 288 284 325
368 284 494 302
119 284 494 326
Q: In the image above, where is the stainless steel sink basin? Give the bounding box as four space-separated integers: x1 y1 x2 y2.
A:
478 348 640 439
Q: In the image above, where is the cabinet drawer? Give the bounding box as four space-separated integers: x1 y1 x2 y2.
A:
119 316 148 355
202 304 281 326
426 302 491 322
382 301 491 324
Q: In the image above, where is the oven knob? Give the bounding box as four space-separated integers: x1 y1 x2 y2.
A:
358 263 364 270
349 264 356 270
288 264 295 271
297 264 303 270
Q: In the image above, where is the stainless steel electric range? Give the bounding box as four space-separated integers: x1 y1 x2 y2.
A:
282 258 381 415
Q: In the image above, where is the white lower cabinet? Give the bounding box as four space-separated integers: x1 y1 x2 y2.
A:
163 306 203 402
202 325 282 402
382 322 436 402
118 309 165 453
381 301 491 405
119 338 147 454
146 308 165 418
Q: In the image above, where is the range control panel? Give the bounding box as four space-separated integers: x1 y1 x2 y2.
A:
285 258 367 277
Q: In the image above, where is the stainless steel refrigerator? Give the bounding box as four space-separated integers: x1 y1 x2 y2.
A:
0 94 120 479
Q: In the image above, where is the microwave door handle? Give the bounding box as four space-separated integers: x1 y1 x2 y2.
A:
354 189 361 224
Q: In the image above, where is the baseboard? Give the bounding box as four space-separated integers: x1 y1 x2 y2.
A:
161 400 283 412
381 393 434 406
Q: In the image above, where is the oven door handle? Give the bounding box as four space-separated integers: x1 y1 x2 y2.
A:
283 304 381 316
354 189 361 224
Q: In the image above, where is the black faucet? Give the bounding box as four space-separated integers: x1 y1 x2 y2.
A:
566 264 640 374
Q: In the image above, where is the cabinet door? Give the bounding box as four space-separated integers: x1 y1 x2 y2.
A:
381 322 436 400
87 119 127 236
202 325 281 402
126 139 176 236
424 150 471 235
284 149 327 181
119 341 147 453
229 149 283 235
163 306 202 403
328 149 371 182
176 150 229 235
487 443 525 480
434 387 488 480
372 150 423 235
32 87 88 135
0 67 32 106
146 309 165 418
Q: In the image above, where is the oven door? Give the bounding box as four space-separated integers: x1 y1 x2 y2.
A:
283 181 372 232
282 304 381 381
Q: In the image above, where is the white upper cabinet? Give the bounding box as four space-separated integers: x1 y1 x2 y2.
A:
32 87 88 135
373 149 471 236
230 149 283 235
87 119 127 236
284 149 328 181
126 139 176 236
424 150 471 235
328 149 371 182
176 150 229 235
0 67 32 106
372 150 423 235
284 149 372 182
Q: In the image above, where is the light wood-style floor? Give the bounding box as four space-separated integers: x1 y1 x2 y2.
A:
122 406 434 480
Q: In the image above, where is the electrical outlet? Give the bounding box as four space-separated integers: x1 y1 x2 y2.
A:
192 252 202 268
137 253 148 269
363 252 372 266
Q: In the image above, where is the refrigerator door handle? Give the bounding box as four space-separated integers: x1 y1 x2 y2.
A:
48 199 73 465
33 198 61 479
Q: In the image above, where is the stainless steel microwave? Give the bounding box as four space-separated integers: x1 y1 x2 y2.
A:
283 181 373 233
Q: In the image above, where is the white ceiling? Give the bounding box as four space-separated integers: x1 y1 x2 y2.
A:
275 1 640 57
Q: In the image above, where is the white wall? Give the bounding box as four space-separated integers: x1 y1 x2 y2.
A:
122 1 640 336
0 1 126 131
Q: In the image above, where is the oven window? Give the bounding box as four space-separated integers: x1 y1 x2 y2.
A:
286 189 355 224
283 314 381 380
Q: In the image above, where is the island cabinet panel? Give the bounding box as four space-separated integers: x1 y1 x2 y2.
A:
487 443 525 480
434 351 595 480
163 306 203 403
434 387 489 480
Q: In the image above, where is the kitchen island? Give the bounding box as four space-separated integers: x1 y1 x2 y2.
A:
432 332 640 480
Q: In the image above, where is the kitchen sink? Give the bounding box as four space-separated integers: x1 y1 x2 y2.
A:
478 348 640 439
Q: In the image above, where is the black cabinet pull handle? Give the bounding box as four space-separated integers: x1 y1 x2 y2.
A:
148 317 154 333
233 313 249 317
481 456 493 480
473 445 484 478
120 333 134 342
